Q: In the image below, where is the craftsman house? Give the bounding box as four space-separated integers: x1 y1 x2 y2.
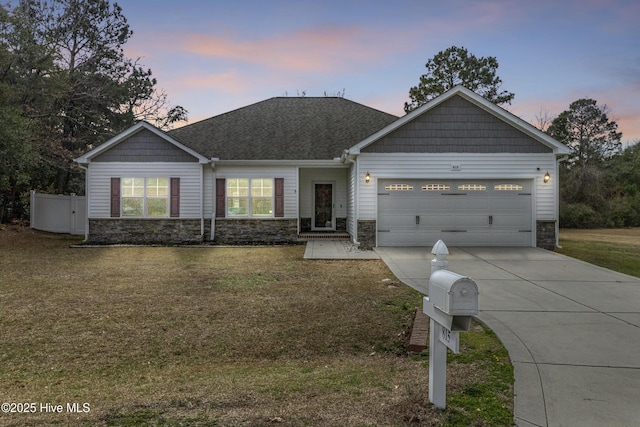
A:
74 86 570 249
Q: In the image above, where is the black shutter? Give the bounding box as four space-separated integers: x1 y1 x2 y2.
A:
274 178 284 217
216 178 226 218
170 177 180 217
110 178 121 217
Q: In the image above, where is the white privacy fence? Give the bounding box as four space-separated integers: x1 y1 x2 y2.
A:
30 191 86 235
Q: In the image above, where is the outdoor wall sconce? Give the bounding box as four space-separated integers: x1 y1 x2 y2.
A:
365 171 371 184
543 171 551 184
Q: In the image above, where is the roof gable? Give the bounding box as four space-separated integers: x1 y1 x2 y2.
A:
168 97 398 161
92 128 201 162
74 121 209 165
363 95 551 153
349 86 571 155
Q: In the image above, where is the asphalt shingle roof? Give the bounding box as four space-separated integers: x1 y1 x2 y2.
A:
167 97 399 160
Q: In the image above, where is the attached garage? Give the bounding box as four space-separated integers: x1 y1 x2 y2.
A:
345 86 572 250
377 179 533 246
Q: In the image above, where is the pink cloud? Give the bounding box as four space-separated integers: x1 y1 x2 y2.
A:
511 84 640 143
360 91 409 117
180 71 247 93
181 26 398 72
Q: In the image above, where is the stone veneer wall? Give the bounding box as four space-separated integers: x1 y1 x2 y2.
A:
536 220 556 250
357 220 376 250
213 218 298 245
87 219 203 245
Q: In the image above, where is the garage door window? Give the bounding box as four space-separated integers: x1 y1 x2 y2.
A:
422 184 450 191
458 184 486 191
385 184 414 191
494 184 524 191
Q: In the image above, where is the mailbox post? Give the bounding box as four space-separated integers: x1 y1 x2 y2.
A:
423 240 479 409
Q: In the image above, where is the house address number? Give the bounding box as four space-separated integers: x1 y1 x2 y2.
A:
439 325 460 353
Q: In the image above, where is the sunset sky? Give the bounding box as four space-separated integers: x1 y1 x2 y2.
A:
118 0 640 144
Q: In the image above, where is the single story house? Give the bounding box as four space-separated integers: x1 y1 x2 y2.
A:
74 85 571 249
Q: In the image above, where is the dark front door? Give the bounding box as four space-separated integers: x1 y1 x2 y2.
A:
314 183 333 229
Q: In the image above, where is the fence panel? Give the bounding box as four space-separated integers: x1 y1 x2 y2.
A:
30 191 86 235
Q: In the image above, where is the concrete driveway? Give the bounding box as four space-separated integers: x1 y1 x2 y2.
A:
375 246 640 427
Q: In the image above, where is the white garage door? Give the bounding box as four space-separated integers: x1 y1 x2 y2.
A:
377 179 533 247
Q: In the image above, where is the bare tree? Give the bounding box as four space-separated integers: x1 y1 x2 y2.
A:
534 107 554 133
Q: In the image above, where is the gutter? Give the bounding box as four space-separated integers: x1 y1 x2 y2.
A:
210 158 218 242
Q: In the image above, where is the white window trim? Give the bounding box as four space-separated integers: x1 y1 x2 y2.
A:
226 178 275 218
121 177 170 218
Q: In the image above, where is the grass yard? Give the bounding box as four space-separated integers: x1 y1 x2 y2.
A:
558 228 640 278
0 226 513 426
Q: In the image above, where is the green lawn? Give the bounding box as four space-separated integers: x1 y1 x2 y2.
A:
557 228 640 278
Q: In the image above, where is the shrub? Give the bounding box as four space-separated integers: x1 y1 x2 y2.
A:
560 203 602 228
606 197 640 227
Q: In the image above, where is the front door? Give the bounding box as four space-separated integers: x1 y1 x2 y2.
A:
313 183 334 230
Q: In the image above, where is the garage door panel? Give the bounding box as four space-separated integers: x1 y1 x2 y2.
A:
457 231 489 245
421 215 455 227
454 214 489 228
377 230 424 246
378 179 533 247
492 198 530 210
453 198 490 210
418 198 454 210
378 197 416 210
492 230 532 245
494 214 531 228
379 215 419 228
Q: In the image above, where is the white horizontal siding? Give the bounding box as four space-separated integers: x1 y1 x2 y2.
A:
214 165 298 217
88 162 203 218
357 153 558 220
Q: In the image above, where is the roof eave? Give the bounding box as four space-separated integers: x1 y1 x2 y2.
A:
215 159 347 167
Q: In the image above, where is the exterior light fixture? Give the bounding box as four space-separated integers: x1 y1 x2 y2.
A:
365 171 371 184
543 171 551 183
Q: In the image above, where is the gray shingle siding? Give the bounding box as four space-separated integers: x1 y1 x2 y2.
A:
362 95 552 154
93 129 199 162
168 97 398 160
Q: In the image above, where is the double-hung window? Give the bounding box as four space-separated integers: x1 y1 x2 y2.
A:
227 178 274 217
122 177 169 217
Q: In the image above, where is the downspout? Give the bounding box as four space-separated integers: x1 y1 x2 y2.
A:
78 164 89 242
200 163 204 240
555 155 568 249
341 150 360 245
210 159 218 242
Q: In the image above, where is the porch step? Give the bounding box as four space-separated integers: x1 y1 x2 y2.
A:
298 232 350 241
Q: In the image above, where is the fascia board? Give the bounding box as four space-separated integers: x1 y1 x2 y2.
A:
214 159 347 168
